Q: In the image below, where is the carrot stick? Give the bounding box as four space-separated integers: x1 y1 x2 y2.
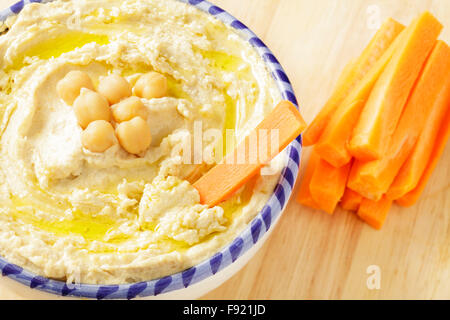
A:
340 188 363 212
302 18 405 146
388 79 450 198
396 109 450 207
309 158 352 214
357 195 393 230
347 41 450 201
348 12 443 161
194 100 307 207
315 29 405 167
296 150 321 210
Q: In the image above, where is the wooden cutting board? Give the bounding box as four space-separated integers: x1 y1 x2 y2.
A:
0 0 448 299
202 0 450 300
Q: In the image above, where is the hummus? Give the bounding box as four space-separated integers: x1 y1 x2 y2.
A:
0 0 283 284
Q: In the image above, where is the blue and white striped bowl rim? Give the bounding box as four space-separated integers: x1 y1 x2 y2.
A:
0 0 303 299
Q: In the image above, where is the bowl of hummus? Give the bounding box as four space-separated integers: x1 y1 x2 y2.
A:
0 0 301 299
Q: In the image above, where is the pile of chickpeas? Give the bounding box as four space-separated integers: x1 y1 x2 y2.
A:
56 70 168 155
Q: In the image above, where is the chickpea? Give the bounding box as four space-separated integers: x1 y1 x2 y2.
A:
116 117 152 155
134 72 168 99
97 74 132 105
111 96 149 123
74 89 111 129
81 120 116 153
57 71 95 105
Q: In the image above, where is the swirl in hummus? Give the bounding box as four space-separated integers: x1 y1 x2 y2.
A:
0 0 283 284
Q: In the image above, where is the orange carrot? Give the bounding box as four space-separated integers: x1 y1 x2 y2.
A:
194 100 306 207
340 188 363 212
296 150 321 210
349 12 443 161
302 18 405 146
315 29 405 167
396 109 450 207
388 82 450 198
357 195 393 230
309 158 352 214
347 41 450 201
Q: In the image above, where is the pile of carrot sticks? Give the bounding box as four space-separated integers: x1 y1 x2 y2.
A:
297 12 450 229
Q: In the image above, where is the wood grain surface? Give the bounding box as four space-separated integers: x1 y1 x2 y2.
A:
0 0 449 300
203 0 450 300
